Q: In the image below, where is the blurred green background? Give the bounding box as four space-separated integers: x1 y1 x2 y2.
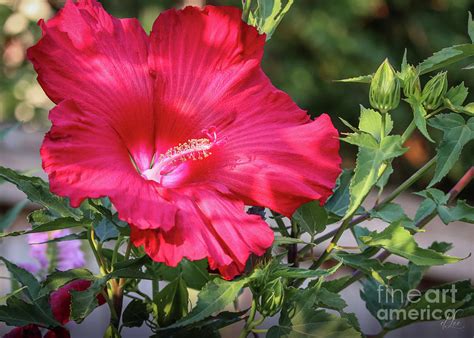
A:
0 0 473 194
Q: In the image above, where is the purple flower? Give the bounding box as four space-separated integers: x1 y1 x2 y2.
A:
56 229 85 271
19 229 85 274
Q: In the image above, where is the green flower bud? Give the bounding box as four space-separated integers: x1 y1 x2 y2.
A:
401 65 421 98
369 59 401 112
256 277 285 317
422 72 448 110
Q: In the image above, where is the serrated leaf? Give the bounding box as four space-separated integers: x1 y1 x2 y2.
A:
180 259 211 290
325 170 352 217
157 277 189 327
406 98 434 142
343 133 378 148
155 310 246 337
70 277 107 322
437 200 474 224
371 203 410 223
418 44 474 74
335 74 372 83
446 82 469 106
0 200 27 232
93 217 120 243
428 114 474 186
273 262 341 280
122 299 149 328
315 287 347 311
0 167 80 218
0 257 41 301
0 217 86 238
333 251 406 285
358 106 393 141
245 0 294 40
40 268 94 297
361 222 463 265
37 231 87 244
167 278 248 329
0 297 59 327
267 287 361 338
346 136 407 219
292 201 328 235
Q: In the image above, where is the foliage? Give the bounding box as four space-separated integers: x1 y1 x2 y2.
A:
0 2 473 338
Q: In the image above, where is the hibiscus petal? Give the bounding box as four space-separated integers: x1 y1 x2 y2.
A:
131 188 274 280
42 100 177 230
149 6 341 216
27 0 155 170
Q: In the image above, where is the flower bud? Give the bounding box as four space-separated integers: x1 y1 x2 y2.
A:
369 59 401 112
256 277 285 317
422 72 448 110
401 65 421 98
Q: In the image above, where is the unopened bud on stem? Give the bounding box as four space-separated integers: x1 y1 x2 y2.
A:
369 59 401 112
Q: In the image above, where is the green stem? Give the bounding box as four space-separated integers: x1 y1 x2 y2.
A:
111 236 124 267
400 119 416 143
239 299 257 338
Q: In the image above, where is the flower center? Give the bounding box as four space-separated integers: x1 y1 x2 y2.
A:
142 128 220 184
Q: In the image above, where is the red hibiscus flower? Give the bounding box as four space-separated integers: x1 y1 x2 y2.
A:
4 280 104 337
27 0 341 279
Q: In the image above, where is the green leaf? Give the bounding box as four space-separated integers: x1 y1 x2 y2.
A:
445 82 469 106
273 262 341 280
292 201 328 235
0 167 80 218
346 136 406 219
155 310 246 338
333 251 406 285
375 163 393 190
358 106 393 142
273 237 309 246
325 170 352 217
371 203 410 223
0 257 41 301
0 200 27 232
361 222 463 265
168 278 248 329
180 259 211 290
157 277 189 327
154 259 211 290
335 74 372 83
40 268 94 297
267 287 361 338
437 200 474 224
0 297 59 327
406 98 434 142
244 0 294 40
418 44 474 74
469 12 474 43
93 217 120 243
0 217 86 238
428 114 474 186
70 277 107 322
36 231 87 244
122 299 149 328
315 287 347 311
